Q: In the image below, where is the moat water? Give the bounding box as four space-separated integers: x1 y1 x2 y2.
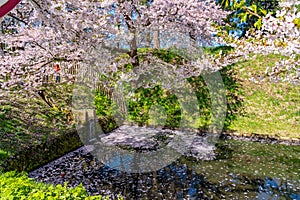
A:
29 126 300 199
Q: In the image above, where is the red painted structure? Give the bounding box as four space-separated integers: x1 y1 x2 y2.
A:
0 0 21 18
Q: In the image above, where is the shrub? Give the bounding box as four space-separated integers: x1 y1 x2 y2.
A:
0 171 106 199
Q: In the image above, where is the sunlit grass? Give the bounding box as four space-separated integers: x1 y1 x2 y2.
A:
225 53 300 139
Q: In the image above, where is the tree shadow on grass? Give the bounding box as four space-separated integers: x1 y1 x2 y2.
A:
220 64 245 130
186 63 244 132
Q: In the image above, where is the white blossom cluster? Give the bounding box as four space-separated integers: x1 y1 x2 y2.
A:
215 0 300 84
1 0 228 95
0 0 107 95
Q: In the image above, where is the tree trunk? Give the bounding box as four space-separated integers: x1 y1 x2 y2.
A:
189 30 197 47
153 28 160 49
129 29 139 67
145 30 151 48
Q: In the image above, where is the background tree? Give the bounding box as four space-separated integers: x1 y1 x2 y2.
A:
0 0 228 93
216 0 280 37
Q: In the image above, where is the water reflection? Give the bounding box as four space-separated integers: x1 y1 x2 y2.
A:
93 163 299 199
28 144 300 200
258 178 300 200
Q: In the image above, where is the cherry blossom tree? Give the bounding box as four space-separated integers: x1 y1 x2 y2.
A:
1 0 229 96
96 0 229 68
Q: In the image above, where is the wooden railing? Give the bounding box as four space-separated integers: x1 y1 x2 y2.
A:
48 63 129 120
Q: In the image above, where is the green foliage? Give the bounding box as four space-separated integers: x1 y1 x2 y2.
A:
94 92 116 117
152 48 185 65
94 92 119 133
0 149 10 160
186 76 212 130
94 48 243 131
202 46 235 56
94 85 182 128
0 149 10 168
293 18 300 28
0 171 106 199
127 85 182 128
217 0 280 36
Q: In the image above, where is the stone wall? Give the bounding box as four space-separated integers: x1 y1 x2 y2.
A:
1 115 119 173
2 129 83 172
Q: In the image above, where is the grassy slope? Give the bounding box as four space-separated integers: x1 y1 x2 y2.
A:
0 83 75 164
225 53 299 139
146 47 299 139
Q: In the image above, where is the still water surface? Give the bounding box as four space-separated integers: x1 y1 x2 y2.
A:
29 128 300 199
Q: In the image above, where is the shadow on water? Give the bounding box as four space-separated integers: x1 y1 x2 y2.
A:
28 137 300 200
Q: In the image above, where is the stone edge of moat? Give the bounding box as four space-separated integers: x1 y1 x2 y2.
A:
220 132 300 146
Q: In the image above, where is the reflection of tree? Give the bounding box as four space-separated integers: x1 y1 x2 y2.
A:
107 162 295 199
86 159 187 198
28 145 299 199
88 161 263 199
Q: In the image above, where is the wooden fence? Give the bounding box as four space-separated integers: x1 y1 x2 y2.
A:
48 63 128 120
